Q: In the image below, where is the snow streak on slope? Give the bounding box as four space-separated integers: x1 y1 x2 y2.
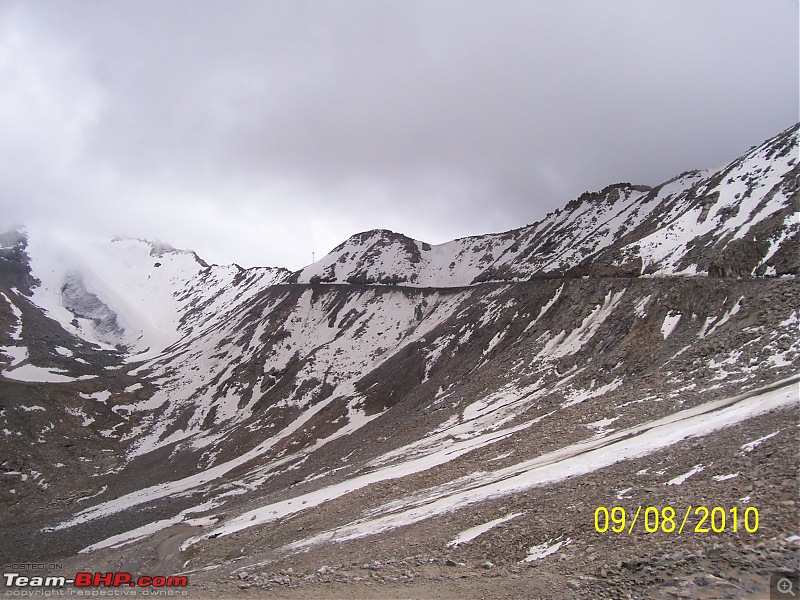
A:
0 291 22 341
0 291 27 371
632 129 799 275
447 513 523 547
49 288 472 528
539 289 625 360
268 381 798 551
121 286 469 460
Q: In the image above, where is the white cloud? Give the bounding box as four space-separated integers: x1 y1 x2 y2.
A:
0 0 796 269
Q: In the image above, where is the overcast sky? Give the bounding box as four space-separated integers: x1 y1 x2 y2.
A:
1 1 797 269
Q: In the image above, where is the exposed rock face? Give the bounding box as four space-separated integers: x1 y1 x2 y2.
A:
0 124 797 599
0 230 39 294
60 272 127 340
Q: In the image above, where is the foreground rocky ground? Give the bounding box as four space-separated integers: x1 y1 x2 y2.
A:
54 398 798 599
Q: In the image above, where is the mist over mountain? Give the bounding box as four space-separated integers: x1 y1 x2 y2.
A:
0 124 798 598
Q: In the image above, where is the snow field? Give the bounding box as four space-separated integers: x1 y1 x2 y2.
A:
175 379 797 551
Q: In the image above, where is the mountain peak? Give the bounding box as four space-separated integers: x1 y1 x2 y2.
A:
566 182 653 212
110 236 211 268
331 228 421 252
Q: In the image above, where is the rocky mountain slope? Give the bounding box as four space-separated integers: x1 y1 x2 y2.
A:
0 123 798 598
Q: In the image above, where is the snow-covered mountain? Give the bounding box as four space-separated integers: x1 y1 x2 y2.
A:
297 124 797 286
0 124 797 599
21 233 291 356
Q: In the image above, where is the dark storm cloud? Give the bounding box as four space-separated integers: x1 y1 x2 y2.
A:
0 0 797 268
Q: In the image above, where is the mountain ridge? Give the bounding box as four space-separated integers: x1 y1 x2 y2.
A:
0 123 797 599
295 123 797 287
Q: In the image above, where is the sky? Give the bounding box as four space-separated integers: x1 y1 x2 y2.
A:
0 1 797 270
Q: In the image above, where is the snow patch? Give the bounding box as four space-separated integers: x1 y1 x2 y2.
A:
523 537 572 562
3 364 76 383
634 295 651 318
661 312 681 339
79 391 111 403
665 464 704 486
447 513 522 547
741 430 781 452
0 292 23 341
79 500 221 553
540 290 625 360
586 417 619 437
0 345 28 368
562 379 623 409
615 487 632 500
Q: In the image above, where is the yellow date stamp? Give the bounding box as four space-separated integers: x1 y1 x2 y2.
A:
594 505 759 534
